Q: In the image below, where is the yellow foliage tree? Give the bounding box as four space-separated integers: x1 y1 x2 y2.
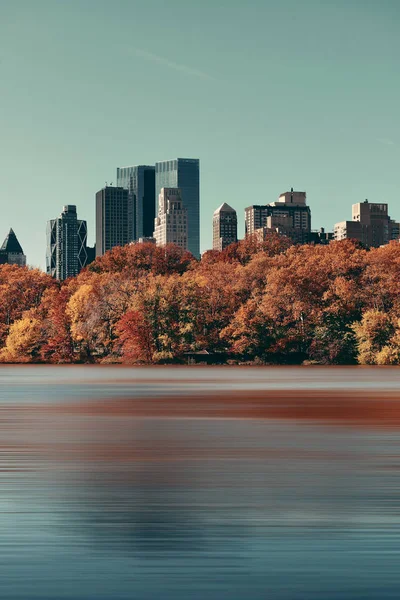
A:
66 284 97 359
0 314 43 363
352 310 394 364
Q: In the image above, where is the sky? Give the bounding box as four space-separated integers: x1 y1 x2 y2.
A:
1 0 399 269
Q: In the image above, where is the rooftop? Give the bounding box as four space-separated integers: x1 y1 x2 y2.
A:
0 228 24 255
214 203 236 215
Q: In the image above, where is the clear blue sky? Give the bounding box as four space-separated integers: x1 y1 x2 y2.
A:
1 0 399 268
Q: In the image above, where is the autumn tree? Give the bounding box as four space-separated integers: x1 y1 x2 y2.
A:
362 242 400 315
352 310 395 364
0 265 55 345
88 242 195 277
115 310 155 363
0 310 44 363
39 287 76 363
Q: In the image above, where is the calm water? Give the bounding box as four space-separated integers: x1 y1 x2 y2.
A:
0 366 399 599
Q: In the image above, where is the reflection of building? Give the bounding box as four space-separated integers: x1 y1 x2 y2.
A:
154 188 188 250
46 206 88 280
116 165 155 241
155 159 199 257
96 186 129 257
246 189 311 244
334 200 400 247
213 203 237 251
0 228 26 266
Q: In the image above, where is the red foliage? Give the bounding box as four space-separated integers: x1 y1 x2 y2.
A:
3 238 400 365
40 287 75 363
0 265 55 344
87 242 195 277
116 310 155 363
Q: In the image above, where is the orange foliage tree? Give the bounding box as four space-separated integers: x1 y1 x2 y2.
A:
0 265 55 346
4 235 400 365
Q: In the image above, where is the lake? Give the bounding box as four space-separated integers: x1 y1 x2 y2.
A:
0 365 399 599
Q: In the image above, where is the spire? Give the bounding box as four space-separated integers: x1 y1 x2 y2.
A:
0 228 24 254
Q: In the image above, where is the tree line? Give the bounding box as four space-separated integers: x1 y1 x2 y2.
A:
1 234 400 365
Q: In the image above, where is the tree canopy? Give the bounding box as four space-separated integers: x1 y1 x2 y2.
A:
1 237 400 365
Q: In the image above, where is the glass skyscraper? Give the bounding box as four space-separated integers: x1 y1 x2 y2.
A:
96 186 129 257
116 165 155 241
46 205 88 280
155 158 200 258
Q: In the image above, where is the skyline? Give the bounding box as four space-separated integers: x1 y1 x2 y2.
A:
8 182 400 268
1 0 399 268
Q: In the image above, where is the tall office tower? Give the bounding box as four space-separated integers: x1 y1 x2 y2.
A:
334 199 399 247
116 165 155 241
352 200 389 247
155 158 199 257
154 187 188 250
246 189 311 244
265 189 311 244
245 205 270 237
213 203 238 251
0 229 26 266
86 245 96 265
389 219 400 241
96 186 129 257
46 206 88 280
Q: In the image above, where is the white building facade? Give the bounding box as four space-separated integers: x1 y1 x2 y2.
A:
154 188 188 251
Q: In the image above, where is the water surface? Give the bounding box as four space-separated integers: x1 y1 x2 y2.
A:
0 366 399 599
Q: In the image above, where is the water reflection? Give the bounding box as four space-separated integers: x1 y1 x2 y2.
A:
0 366 400 599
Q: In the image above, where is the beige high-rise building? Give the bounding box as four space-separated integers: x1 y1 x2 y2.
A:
246 188 311 244
334 220 368 245
154 187 188 251
334 200 400 247
213 203 237 251
245 205 270 237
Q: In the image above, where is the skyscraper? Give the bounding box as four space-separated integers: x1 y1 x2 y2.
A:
154 187 188 250
334 199 400 246
96 186 129 257
245 205 270 237
116 165 155 241
155 158 199 258
0 229 26 266
213 203 238 251
46 205 88 280
245 189 311 244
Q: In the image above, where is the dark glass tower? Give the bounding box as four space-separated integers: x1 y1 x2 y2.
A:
116 165 155 241
96 186 129 257
155 158 200 258
46 205 88 280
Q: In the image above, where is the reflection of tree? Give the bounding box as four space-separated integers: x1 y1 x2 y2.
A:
62 421 205 555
